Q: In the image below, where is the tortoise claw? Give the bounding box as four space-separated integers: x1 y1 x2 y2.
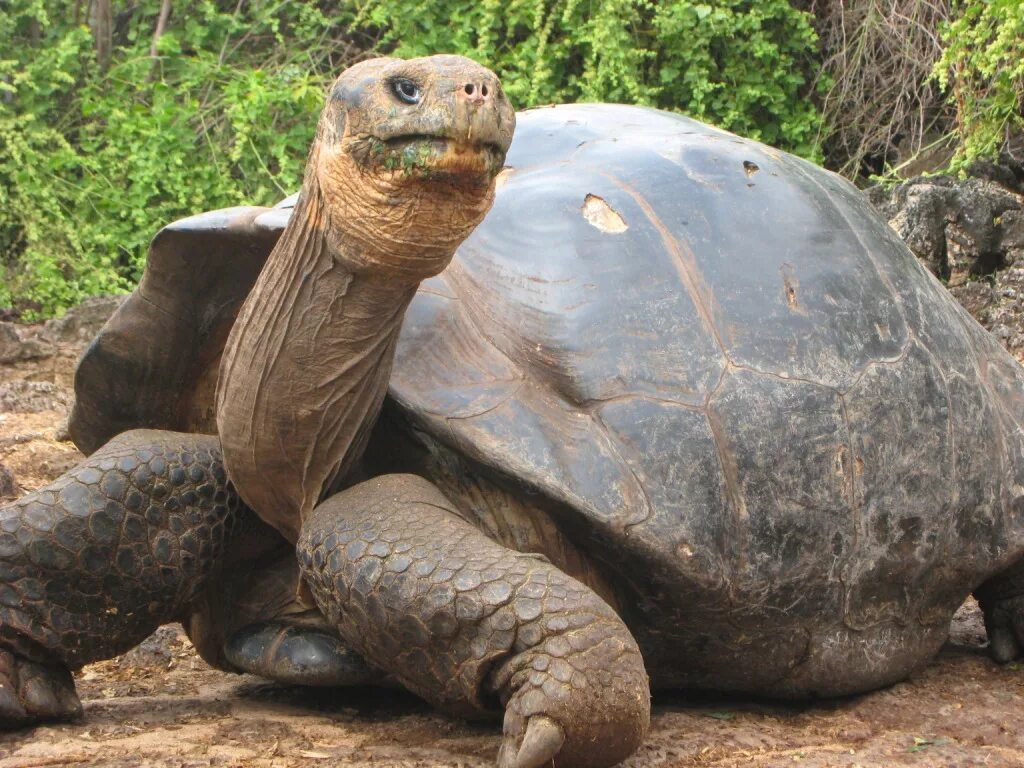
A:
0 650 81 728
499 715 566 768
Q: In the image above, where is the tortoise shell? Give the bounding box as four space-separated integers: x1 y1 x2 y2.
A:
387 105 1024 693
70 205 288 453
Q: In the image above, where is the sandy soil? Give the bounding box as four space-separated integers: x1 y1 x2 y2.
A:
3 354 1024 767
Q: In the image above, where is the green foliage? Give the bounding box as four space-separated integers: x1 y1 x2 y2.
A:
935 0 1024 169
358 0 825 158
0 0 361 317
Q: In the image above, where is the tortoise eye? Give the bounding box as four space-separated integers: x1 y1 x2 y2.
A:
391 78 422 105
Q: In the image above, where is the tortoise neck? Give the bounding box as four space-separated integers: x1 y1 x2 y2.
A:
215 181 422 543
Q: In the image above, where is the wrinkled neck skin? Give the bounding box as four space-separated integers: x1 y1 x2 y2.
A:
322 137 495 278
216 154 490 543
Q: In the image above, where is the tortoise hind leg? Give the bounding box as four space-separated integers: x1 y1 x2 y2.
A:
185 545 380 687
976 560 1024 662
0 430 248 727
224 621 377 687
297 473 650 768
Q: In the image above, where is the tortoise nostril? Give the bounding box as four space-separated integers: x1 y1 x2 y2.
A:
461 82 493 102
460 81 492 105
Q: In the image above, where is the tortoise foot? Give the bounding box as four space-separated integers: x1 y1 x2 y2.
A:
976 560 1024 663
981 595 1024 663
489 591 649 768
0 650 80 728
224 622 378 687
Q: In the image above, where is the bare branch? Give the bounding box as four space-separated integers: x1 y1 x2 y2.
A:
150 0 173 58
809 0 956 178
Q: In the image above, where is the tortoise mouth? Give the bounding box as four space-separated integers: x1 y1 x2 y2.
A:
354 134 506 182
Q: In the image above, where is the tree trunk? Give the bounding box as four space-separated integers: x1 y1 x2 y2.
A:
92 0 113 73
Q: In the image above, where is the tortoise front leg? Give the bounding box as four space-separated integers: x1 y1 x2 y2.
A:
0 430 249 726
297 474 650 768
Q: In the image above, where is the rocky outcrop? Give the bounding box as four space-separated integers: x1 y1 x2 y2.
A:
0 462 19 500
0 295 124 412
0 322 52 365
0 295 125 365
0 381 70 415
869 157 1024 361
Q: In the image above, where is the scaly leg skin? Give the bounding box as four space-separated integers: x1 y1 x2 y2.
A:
297 474 650 768
976 559 1024 663
0 430 248 727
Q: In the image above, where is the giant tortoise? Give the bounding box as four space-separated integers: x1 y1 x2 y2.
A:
3 54 1024 768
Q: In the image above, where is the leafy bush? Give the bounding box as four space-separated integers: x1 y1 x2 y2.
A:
934 0 1024 170
359 0 825 157
0 1 364 317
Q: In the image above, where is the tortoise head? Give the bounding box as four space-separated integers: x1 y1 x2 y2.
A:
307 55 515 280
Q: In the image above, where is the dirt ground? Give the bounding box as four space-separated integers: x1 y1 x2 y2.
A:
3 331 1024 767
